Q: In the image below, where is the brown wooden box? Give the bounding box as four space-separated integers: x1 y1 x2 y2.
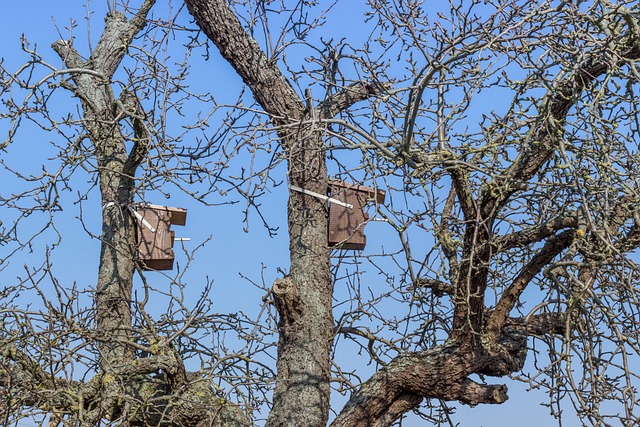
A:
328 181 385 250
135 205 187 271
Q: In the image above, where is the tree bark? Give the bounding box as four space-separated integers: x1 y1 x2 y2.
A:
185 2 389 425
184 2 332 425
51 5 157 369
331 344 509 427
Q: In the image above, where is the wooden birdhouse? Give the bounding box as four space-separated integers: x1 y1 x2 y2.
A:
328 181 385 250
135 204 187 271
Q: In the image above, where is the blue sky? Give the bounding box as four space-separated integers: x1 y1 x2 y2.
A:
0 1 590 426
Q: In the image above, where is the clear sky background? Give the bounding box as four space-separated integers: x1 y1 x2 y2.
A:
0 1 589 426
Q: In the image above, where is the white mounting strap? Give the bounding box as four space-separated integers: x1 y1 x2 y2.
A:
289 184 353 209
127 205 156 233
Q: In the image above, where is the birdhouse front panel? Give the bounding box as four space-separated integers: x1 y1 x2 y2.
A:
328 185 367 250
328 181 385 250
135 205 187 271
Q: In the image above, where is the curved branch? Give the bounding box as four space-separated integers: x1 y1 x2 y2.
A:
452 22 640 344
480 31 640 221
491 215 578 253
487 229 576 337
91 0 157 78
184 0 304 126
319 81 391 118
331 345 506 427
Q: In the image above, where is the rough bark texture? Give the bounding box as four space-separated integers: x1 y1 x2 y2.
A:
183 2 332 425
331 344 509 427
41 4 253 425
184 2 391 426
52 7 153 370
275 131 333 427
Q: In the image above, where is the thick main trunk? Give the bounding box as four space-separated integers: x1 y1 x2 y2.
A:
451 223 492 342
96 150 137 368
268 133 332 427
52 6 156 372
184 2 334 425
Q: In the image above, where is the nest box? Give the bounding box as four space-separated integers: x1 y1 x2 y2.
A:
135 204 187 271
328 181 385 250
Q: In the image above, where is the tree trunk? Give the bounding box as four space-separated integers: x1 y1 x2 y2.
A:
184 1 333 425
269 132 332 427
95 147 138 368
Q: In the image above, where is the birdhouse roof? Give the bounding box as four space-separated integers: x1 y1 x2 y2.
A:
328 180 386 204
